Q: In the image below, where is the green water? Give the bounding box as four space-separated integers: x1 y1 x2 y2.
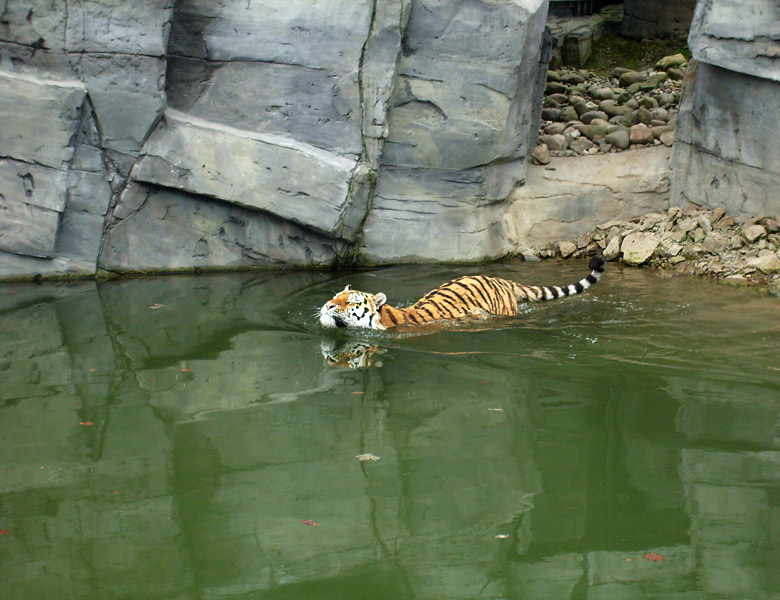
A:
2 261 780 599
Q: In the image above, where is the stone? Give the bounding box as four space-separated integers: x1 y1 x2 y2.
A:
637 107 654 124
580 110 608 124
658 238 683 258
600 101 633 117
540 134 567 152
618 71 645 87
593 88 616 101
559 240 577 257
615 112 640 128
547 93 569 105
742 224 767 243
586 119 611 140
559 106 580 122
667 68 685 81
659 131 675 147
561 72 586 85
639 72 669 91
651 107 669 122
541 107 562 121
655 54 688 71
640 96 660 110
546 81 569 94
652 125 675 139
532 144 551 164
746 253 780 274
621 232 660 265
682 244 707 260
604 129 630 150
704 231 729 254
544 122 567 135
571 137 596 153
629 124 654 145
603 234 622 260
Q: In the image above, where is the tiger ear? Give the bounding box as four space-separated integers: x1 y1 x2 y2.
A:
342 284 352 292
374 292 387 307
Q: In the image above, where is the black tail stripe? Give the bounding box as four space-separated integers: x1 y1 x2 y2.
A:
574 282 584 293
585 274 598 285
548 286 560 299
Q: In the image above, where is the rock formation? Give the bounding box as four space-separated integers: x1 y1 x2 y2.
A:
0 0 549 278
670 0 780 217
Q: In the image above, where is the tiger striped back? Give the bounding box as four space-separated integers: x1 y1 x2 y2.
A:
318 255 605 330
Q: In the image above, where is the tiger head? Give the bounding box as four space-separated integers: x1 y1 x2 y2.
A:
321 340 386 368
319 285 388 330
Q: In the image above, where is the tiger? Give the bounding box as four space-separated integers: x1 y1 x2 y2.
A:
321 340 386 368
319 254 605 330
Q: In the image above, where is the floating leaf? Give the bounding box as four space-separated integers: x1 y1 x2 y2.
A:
487 408 503 412
79 422 94 427
0 529 10 535
495 533 510 539
643 552 664 562
300 519 320 527
351 391 364 395
180 368 193 373
150 304 165 310
356 453 380 462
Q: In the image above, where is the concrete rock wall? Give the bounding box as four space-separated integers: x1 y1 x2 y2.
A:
0 0 549 278
670 0 780 216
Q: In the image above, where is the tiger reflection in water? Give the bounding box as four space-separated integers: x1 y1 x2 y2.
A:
321 340 386 369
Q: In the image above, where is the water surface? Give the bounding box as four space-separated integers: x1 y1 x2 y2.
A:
2 261 780 599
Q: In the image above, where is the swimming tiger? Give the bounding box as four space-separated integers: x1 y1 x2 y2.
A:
319 255 605 330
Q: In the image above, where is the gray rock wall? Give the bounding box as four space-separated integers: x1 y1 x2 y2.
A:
620 0 697 39
670 0 780 216
0 0 549 279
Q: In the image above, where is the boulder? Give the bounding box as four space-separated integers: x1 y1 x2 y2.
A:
621 232 660 265
746 253 780 275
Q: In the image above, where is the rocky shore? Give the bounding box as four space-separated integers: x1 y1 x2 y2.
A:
525 206 780 296
532 53 686 162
